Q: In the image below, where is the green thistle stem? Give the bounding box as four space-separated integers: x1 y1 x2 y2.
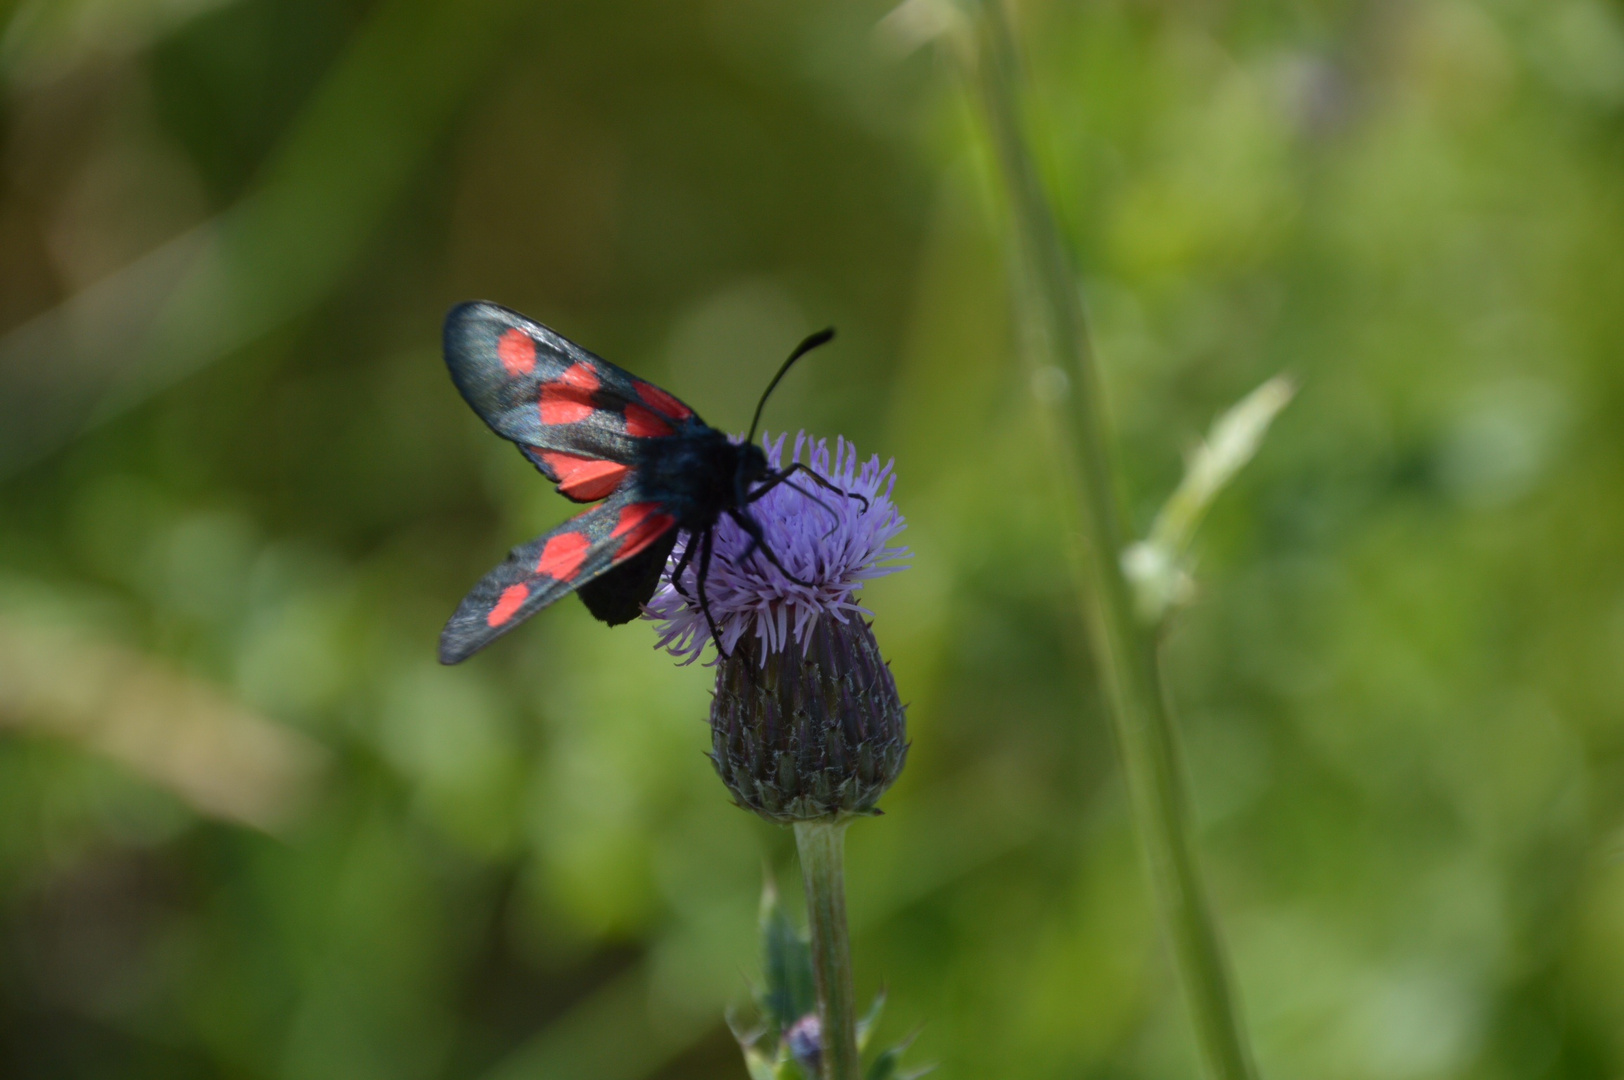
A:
965 3 1260 1079
794 819 860 1080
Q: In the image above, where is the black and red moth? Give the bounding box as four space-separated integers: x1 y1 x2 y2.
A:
438 301 835 665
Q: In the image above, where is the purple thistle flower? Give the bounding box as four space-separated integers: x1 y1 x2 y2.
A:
651 430 911 822
646 432 909 663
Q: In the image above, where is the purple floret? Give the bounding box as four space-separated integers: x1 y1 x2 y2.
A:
646 431 909 664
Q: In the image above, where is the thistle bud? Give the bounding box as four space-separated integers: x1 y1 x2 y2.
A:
710 616 907 822
785 1013 823 1074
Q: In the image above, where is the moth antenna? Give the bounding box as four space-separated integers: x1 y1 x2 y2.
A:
747 328 835 444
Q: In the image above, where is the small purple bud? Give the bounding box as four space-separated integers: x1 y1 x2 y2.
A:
786 1012 823 1073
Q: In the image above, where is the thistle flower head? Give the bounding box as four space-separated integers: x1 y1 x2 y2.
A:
650 431 910 823
647 432 909 664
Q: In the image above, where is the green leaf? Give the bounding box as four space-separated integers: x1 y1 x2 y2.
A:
865 1030 925 1080
1122 375 1295 623
741 1044 781 1080
729 1002 777 1080
759 875 817 1033
857 988 887 1051
726 1004 766 1048
784 1057 818 1080
867 1044 903 1080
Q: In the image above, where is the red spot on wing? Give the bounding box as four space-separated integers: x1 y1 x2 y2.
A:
633 380 692 421
536 532 592 581
498 329 536 376
610 501 677 559
539 450 630 501
624 403 673 438
539 362 600 425
488 583 529 626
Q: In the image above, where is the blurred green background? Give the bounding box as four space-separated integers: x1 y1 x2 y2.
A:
3 0 1623 1077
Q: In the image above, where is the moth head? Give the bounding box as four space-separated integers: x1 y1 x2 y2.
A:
736 440 770 486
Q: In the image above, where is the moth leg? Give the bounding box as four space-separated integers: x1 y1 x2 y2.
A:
743 469 840 528
752 462 871 514
782 480 846 536
792 462 872 513
668 530 699 601
728 507 815 588
743 468 793 503
726 508 767 567
695 526 727 657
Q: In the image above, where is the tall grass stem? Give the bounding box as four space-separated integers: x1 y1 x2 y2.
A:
966 3 1260 1077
